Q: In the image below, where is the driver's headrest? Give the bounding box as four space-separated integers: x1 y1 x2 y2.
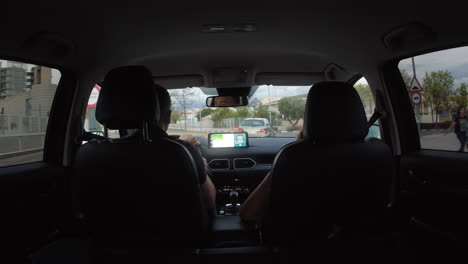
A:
303 81 368 143
96 66 159 129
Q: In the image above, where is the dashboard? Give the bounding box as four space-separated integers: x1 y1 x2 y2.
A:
197 136 296 215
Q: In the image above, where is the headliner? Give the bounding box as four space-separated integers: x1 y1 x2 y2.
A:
2 1 467 86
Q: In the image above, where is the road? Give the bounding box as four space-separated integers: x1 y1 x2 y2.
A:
0 131 464 167
168 129 298 138
420 132 466 152
0 150 43 167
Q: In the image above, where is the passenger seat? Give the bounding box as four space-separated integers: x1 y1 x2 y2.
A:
264 81 396 261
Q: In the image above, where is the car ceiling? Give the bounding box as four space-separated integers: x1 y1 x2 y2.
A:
2 1 467 87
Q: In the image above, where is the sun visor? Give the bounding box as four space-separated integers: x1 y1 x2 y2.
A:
255 72 324 86
383 22 437 52
154 74 204 89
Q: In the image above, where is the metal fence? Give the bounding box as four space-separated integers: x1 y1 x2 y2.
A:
0 114 48 155
0 114 48 136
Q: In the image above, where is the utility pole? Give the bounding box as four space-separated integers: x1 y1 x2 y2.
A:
268 85 272 125
199 110 202 131
412 57 421 134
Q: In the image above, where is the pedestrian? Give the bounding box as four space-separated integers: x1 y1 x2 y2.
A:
445 106 467 152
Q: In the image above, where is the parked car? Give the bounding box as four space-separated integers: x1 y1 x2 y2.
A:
238 118 275 137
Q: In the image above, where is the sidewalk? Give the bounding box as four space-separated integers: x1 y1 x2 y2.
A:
419 129 445 136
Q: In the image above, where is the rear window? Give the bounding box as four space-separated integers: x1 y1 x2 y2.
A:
240 119 265 127
0 60 60 167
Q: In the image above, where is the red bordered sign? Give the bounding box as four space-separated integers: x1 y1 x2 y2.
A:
411 92 422 105
87 85 101 109
408 76 424 92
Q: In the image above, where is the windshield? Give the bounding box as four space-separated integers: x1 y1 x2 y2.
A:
167 85 311 138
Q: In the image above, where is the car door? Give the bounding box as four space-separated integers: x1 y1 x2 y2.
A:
0 62 74 260
383 47 468 257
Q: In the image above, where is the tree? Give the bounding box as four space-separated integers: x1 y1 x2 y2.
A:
234 106 252 118
400 69 412 88
170 107 182 124
422 70 454 124
453 82 468 109
198 108 214 119
354 83 374 115
169 89 196 130
253 103 270 119
211 108 236 122
278 97 305 127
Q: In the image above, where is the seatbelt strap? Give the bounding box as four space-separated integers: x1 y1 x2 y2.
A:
367 110 385 130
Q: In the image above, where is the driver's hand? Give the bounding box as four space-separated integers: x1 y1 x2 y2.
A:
203 158 209 169
179 134 200 147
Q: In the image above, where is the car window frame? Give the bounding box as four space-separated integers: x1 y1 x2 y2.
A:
0 56 69 167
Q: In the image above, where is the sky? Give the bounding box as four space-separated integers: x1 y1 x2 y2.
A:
398 46 468 88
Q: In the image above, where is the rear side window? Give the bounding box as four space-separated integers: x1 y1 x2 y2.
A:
84 84 120 139
398 46 468 152
0 60 60 167
354 77 380 140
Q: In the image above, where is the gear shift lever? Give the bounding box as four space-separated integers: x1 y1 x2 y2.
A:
226 191 240 215
230 191 239 205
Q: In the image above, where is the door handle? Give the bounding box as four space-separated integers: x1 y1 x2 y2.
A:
408 169 428 185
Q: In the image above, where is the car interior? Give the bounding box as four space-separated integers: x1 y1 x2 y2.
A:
1 2 468 263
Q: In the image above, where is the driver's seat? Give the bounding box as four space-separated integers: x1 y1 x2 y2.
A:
73 66 209 251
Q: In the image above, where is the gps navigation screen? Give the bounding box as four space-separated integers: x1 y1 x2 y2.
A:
208 132 249 148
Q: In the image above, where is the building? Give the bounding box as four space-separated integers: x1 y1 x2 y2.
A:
261 94 307 113
0 66 57 135
0 66 28 98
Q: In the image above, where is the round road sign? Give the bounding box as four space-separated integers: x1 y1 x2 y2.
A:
411 92 421 104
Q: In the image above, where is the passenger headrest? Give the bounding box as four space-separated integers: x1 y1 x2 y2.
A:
96 66 159 129
303 81 368 143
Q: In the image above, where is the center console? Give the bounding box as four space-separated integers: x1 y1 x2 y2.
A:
216 185 251 215
207 158 269 216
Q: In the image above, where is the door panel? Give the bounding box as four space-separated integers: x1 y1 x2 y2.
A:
0 162 65 257
400 150 468 241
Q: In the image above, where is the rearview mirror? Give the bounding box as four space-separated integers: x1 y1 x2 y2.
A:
206 95 248 107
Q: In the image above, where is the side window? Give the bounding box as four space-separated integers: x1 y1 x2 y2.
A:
0 60 60 167
398 47 468 152
354 77 380 140
84 84 119 138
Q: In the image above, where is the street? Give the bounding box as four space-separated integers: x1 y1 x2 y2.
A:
0 150 43 167
168 129 298 138
420 131 466 152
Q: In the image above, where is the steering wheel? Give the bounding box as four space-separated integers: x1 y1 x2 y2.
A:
195 144 203 155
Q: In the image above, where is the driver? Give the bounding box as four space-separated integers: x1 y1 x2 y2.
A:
155 85 216 210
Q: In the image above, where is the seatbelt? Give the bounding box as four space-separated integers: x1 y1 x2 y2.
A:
366 110 385 130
